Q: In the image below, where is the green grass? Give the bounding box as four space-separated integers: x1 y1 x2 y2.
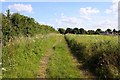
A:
2 33 61 78
3 33 120 78
46 35 81 78
65 34 120 78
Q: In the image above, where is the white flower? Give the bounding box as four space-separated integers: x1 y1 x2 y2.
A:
2 68 7 71
33 40 35 42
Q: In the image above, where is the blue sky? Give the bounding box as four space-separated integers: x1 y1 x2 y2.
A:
1 1 118 30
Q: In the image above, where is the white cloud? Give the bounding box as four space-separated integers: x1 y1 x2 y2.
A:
92 19 118 30
104 0 118 30
105 9 112 14
80 7 100 20
55 13 84 29
8 4 33 13
0 0 5 2
80 7 99 15
105 0 119 14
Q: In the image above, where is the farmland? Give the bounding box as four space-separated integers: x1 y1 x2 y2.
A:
65 34 120 78
1 9 120 79
2 33 120 78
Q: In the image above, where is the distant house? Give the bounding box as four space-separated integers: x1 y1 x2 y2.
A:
100 32 109 35
100 31 117 35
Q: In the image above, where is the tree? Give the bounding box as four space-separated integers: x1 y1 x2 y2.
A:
58 28 65 34
79 28 86 34
65 28 73 34
72 28 79 34
6 9 11 18
113 29 117 33
2 9 57 44
95 28 102 34
87 30 95 34
106 29 112 33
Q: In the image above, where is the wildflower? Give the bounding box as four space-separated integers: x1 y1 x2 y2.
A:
2 68 7 71
33 40 35 42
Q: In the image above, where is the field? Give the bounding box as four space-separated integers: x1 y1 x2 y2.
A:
1 2 120 79
65 34 120 78
2 34 120 78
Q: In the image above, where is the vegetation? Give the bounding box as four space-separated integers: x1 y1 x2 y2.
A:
2 9 120 79
2 34 61 78
1 9 57 45
65 34 120 79
58 28 65 34
58 27 120 35
46 35 81 78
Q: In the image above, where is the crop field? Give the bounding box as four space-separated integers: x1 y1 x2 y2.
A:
2 34 120 78
65 34 120 78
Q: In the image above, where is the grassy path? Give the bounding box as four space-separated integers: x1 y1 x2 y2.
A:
43 34 96 78
70 55 95 78
64 35 95 78
37 48 53 78
37 35 59 78
45 35 81 78
36 34 96 78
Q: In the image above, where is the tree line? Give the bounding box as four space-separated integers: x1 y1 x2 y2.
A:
1 9 119 45
58 28 120 35
1 9 57 44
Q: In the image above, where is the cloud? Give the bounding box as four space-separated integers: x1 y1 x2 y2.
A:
0 0 5 2
105 0 120 14
80 7 99 15
92 19 118 30
80 7 100 20
8 4 33 13
55 13 84 29
102 0 118 30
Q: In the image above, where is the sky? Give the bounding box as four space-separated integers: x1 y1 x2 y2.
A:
1 0 119 30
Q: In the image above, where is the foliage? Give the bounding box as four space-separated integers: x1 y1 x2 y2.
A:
59 27 119 35
2 34 60 78
95 28 102 34
1 10 57 45
79 28 86 34
58 28 65 34
106 29 112 33
72 28 79 34
65 28 73 34
65 34 120 79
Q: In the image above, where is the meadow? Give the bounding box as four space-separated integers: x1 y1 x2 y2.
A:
2 33 61 78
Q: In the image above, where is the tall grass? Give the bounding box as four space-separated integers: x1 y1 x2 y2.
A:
2 33 60 78
65 34 120 79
